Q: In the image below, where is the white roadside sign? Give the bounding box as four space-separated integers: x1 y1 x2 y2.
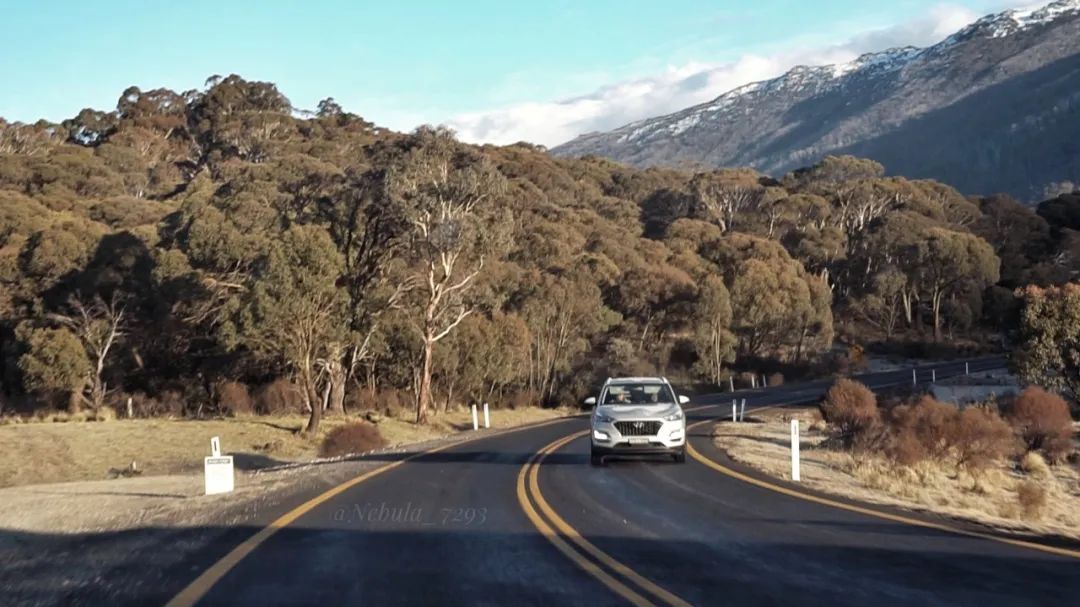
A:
205 436 234 495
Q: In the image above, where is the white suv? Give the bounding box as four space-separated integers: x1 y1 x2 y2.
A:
585 377 689 466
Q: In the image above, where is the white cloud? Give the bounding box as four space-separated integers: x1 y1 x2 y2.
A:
443 4 982 148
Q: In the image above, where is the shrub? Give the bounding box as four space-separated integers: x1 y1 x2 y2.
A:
253 379 306 415
319 422 388 458
947 407 1019 477
887 429 929 466
355 389 409 418
1007 387 1075 463
888 396 955 461
1016 480 1048 520
497 389 538 410
1020 451 1051 478
819 379 880 449
819 351 851 377
120 390 187 418
93 405 117 422
216 380 253 416
767 372 785 387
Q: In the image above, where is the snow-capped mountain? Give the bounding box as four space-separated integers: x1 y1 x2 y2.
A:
552 0 1080 199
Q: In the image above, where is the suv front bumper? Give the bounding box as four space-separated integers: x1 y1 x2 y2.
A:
590 420 685 454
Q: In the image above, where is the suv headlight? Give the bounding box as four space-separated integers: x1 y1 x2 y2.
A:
664 410 684 422
594 413 615 424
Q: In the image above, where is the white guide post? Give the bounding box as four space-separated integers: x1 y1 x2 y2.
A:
932 369 937 383
740 398 746 422
204 436 234 495
732 401 738 422
912 368 917 385
483 403 490 429
751 375 756 389
790 420 801 482
729 377 735 392
965 362 970 376
762 375 768 388
471 404 479 430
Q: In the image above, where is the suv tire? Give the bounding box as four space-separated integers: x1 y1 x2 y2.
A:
590 451 605 466
673 448 686 464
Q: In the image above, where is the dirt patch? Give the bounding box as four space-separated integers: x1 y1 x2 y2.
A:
712 406 1080 540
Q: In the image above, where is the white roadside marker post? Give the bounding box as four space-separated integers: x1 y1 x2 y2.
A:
751 375 756 389
912 368 917 385
932 369 937 383
740 398 746 422
790 420 801 482
965 362 969 376
483 403 490 429
204 436 234 496
471 404 479 431
762 375 767 388
729 377 735 392
732 401 738 422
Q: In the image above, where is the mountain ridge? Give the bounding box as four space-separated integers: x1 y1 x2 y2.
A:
552 0 1080 199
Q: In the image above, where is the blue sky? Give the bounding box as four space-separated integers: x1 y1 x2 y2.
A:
0 0 1014 145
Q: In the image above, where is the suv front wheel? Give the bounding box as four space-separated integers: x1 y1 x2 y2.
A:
672 448 686 464
590 450 605 466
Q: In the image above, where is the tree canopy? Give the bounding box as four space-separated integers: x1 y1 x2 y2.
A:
2 77 1078 422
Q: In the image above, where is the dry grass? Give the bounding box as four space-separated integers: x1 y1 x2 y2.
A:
713 406 1080 540
0 405 571 488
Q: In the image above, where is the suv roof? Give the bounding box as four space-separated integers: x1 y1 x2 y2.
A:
605 377 668 385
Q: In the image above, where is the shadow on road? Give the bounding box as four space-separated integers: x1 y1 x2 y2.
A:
1 518 1076 606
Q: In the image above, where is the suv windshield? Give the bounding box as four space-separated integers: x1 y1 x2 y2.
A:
603 383 676 405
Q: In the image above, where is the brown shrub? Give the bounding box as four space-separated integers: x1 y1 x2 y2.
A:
888 396 955 461
947 407 1019 476
253 379 306 415
819 379 880 449
888 429 930 466
767 372 785 387
1016 480 1048 520
123 391 185 418
215 381 253 416
1008 387 1075 463
319 422 388 458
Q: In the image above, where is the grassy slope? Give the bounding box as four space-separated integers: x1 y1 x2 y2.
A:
712 407 1080 540
0 406 571 488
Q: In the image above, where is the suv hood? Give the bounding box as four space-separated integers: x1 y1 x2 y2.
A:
596 403 681 419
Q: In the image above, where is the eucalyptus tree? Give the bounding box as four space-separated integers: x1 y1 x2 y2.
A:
385 127 508 423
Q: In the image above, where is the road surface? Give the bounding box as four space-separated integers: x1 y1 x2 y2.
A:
169 358 1079 606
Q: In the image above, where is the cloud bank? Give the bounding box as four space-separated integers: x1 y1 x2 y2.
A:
443 5 980 148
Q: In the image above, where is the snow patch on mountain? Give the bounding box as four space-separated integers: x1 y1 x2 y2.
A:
609 0 1080 146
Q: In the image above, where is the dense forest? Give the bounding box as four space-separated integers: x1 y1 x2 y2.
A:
1 75 1078 433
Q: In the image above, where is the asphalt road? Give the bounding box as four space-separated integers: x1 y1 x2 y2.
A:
176 358 1080 606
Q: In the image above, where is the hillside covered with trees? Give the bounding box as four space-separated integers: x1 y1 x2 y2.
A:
2 75 1078 433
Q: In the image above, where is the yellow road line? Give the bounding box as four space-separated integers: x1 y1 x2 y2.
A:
521 431 693 607
167 416 577 607
686 418 1080 561
516 444 654 607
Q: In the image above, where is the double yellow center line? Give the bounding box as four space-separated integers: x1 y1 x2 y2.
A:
516 431 693 607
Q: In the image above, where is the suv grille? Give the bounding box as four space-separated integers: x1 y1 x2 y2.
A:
615 421 662 436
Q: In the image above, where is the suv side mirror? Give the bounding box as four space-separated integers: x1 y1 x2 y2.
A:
584 396 597 406
678 395 690 405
